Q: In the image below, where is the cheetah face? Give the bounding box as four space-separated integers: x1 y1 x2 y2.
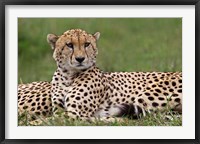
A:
47 29 100 71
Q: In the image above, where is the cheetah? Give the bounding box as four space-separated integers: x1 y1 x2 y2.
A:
18 29 182 123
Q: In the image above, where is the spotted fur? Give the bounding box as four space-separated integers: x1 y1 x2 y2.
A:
18 29 182 122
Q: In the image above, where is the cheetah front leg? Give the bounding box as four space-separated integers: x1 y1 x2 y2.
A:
66 110 125 123
63 91 125 123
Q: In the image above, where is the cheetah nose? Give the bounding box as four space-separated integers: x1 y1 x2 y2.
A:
75 57 85 63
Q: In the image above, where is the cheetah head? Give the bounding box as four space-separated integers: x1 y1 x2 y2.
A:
47 29 100 71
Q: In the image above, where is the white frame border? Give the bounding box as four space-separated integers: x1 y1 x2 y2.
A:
5 5 195 139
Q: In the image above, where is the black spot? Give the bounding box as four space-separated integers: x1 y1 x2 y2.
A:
44 106 48 109
37 106 41 110
177 89 182 93
161 103 167 107
108 101 113 105
23 106 28 109
36 98 40 101
158 97 165 101
58 103 64 108
143 103 147 106
28 99 32 103
30 95 34 98
175 98 181 103
66 97 69 102
148 97 154 101
146 87 151 90
84 92 88 96
138 98 144 103
31 108 35 111
42 93 47 97
155 89 161 93
55 77 58 81
163 92 169 96
78 105 82 109
172 93 179 97
71 104 76 108
24 91 29 94
152 84 156 88
179 79 182 83
164 81 169 85
79 89 84 92
71 95 75 98
42 112 46 116
75 97 80 100
172 82 176 86
145 92 150 96
42 98 46 101
83 100 87 104
152 102 159 107
149 81 153 83
41 102 46 106
58 99 63 104
31 102 36 106
154 93 159 96
169 89 174 92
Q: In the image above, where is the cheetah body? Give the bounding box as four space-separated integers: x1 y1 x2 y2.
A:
18 29 182 122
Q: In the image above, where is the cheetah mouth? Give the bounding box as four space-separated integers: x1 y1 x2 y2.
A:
76 64 84 67
70 62 91 70
74 64 88 69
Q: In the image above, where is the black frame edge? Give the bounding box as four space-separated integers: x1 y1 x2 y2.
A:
195 1 200 144
0 0 5 144
0 0 199 5
1 0 199 144
1 139 198 144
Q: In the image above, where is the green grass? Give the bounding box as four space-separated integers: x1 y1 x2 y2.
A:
18 111 182 126
18 18 182 126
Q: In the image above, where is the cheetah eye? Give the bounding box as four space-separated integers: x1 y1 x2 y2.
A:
84 42 90 48
66 43 73 49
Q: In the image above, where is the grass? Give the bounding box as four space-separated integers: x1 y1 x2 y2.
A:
18 111 182 126
18 18 182 126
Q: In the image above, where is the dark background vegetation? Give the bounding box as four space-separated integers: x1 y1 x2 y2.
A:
18 18 182 84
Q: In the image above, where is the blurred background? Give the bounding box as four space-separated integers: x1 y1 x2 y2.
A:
18 18 182 83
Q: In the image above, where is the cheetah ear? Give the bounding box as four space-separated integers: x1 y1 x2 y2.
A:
93 32 100 40
47 34 59 50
